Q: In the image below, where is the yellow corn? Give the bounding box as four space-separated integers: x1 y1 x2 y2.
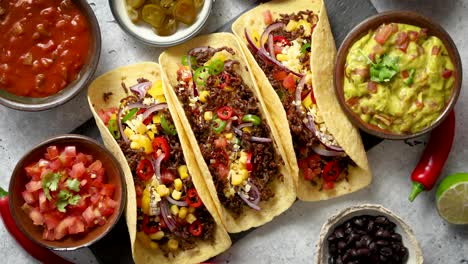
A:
297 19 312 36
149 242 159 250
231 170 243 186
124 127 135 138
178 165 189 180
204 111 213 121
199 90 210 103
172 190 182 201
239 151 248 164
147 131 154 140
242 126 252 133
148 80 164 98
277 54 288 61
150 230 165 240
156 185 169 197
186 213 197 224
174 179 183 191
167 239 179 251
240 169 249 181
286 20 298 32
188 207 196 213
141 185 151 214
170 205 179 215
206 52 226 65
152 113 162 124
130 134 153 154
251 30 261 47
224 133 233 140
178 207 188 219
110 113 117 120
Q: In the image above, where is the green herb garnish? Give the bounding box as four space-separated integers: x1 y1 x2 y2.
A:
300 43 311 54
41 172 62 200
56 190 81 213
404 68 416 86
360 50 400 83
66 178 81 192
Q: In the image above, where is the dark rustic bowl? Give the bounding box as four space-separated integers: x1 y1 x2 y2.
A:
335 11 462 140
0 0 101 111
8 135 126 250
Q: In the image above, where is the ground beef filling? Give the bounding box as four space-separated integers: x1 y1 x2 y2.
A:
117 109 215 254
175 46 281 217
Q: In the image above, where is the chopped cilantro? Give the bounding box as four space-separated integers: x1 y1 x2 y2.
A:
66 178 81 192
56 190 81 213
300 43 311 54
41 173 62 200
359 50 400 83
405 68 416 86
68 195 81 206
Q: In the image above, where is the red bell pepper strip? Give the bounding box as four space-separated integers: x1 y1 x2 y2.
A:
408 110 455 202
0 187 73 264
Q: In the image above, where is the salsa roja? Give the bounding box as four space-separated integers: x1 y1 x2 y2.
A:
0 0 91 98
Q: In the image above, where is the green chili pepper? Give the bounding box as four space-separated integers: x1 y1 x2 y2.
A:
121 108 138 123
211 118 226 133
300 43 311 54
107 119 120 139
181 55 197 67
404 68 416 86
242 114 262 126
161 115 177 136
194 66 211 86
208 59 224 75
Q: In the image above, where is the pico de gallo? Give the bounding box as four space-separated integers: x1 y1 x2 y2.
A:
173 46 283 217
99 79 215 254
21 146 117 241
244 10 354 190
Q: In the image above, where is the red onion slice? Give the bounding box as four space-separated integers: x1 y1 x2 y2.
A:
187 53 198 97
126 102 150 110
151 153 165 181
160 199 176 231
117 107 128 143
260 22 285 54
295 76 306 112
311 145 343 157
233 123 272 143
129 81 152 99
306 115 343 152
167 196 188 207
142 103 168 120
250 136 273 143
326 144 344 152
237 187 261 211
267 34 275 56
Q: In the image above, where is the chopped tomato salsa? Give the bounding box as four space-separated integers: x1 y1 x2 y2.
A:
0 0 91 97
21 145 117 241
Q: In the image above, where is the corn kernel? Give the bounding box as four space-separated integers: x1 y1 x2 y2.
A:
167 239 179 251
135 121 147 134
178 207 188 219
172 190 182 201
148 80 164 98
285 20 298 32
156 185 170 197
240 169 249 181
224 133 233 140
239 151 248 164
110 113 117 120
242 126 252 133
178 165 189 180
153 113 162 124
149 242 159 250
188 207 196 213
147 131 154 140
156 95 166 103
231 171 243 186
277 54 288 61
149 231 165 240
174 179 183 191
199 90 210 103
124 127 135 138
186 213 197 224
204 111 213 121
297 19 312 36
170 204 179 215
130 141 139 150
251 30 261 47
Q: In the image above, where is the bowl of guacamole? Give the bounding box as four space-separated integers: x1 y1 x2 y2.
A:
335 11 462 140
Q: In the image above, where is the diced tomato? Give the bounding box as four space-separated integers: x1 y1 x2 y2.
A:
88 160 102 172
75 152 93 166
135 185 144 197
69 196 88 214
177 66 192 83
214 138 228 149
45 146 59 160
25 181 42 192
38 159 50 168
70 162 86 179
442 69 453 79
48 158 62 171
303 168 319 181
22 190 36 205
63 146 76 158
39 192 49 213
263 10 273 25
90 192 102 204
25 163 41 180
54 216 75 240
367 81 377 93
98 197 117 217
93 168 106 183
43 212 61 230
322 181 335 190
408 30 419 41
100 184 115 197
29 208 44 226
401 70 409 79
373 44 385 55
432 46 440 55
346 97 359 107
283 73 296 92
82 206 95 225
396 32 409 52
42 229 55 241
69 218 85 235
273 70 288 81
374 24 396 45
354 68 369 78
161 169 176 185
273 45 284 55
213 163 229 179
97 108 117 125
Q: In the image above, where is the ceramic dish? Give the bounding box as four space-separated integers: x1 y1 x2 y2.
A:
316 204 423 264
109 0 213 47
334 11 462 140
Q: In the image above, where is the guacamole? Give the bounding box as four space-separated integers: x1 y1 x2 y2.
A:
344 23 455 134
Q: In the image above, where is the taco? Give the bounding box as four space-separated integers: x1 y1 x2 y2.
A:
232 0 372 201
159 33 296 233
87 62 231 263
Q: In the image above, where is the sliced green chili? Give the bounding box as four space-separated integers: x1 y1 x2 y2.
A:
194 66 211 86
181 55 197 67
121 108 138 123
300 43 311 54
211 118 226 133
160 115 177 136
107 119 121 139
208 59 224 75
404 68 416 86
242 114 261 126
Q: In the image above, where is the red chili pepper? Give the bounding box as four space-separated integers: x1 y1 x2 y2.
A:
0 187 73 264
322 160 342 182
142 215 159 235
246 152 253 172
408 110 455 202
136 159 154 181
216 106 233 120
186 188 203 208
218 73 231 89
152 137 170 161
137 109 152 125
273 36 290 46
189 220 203 237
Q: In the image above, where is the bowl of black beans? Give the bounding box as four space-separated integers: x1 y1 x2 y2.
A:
317 204 423 264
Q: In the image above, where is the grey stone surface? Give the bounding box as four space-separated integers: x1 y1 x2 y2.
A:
1 0 467 263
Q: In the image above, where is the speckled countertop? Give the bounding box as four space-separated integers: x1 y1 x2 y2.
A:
1 0 467 263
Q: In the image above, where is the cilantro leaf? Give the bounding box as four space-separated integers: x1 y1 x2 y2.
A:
300 43 311 54
58 190 72 200
405 68 416 86
68 195 81 206
41 173 62 200
359 51 400 83
66 178 81 192
55 190 81 212
56 200 68 213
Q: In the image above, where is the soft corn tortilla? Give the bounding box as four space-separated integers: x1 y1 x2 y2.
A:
232 0 372 201
87 62 231 264
159 33 296 233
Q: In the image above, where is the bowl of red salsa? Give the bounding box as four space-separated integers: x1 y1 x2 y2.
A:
0 0 101 111
8 134 126 250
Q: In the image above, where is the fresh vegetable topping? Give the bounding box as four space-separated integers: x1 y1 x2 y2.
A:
216 106 234 120
137 159 155 181
152 137 171 161
242 114 262 126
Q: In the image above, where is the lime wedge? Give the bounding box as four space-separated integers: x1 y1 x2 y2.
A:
436 173 468 224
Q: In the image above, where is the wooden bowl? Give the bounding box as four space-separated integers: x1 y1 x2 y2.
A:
8 134 126 250
334 11 462 140
316 204 423 264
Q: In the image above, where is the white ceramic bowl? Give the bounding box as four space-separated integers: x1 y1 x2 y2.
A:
316 204 423 264
109 0 213 47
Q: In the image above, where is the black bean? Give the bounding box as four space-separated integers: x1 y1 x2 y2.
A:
368 242 377 252
379 255 388 262
327 234 337 242
376 240 389 247
342 251 352 262
345 221 352 229
335 228 345 239
399 247 409 258
353 218 364 227
349 248 358 257
361 235 372 246
328 255 335 264
330 243 338 254
375 216 387 225
367 220 375 232
336 257 343 264
356 248 370 257
391 233 402 241
345 227 353 235
347 233 360 245
376 230 390 238
380 247 393 256
355 240 363 248
338 241 347 250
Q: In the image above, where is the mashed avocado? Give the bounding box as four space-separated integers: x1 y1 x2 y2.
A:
344 23 455 134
